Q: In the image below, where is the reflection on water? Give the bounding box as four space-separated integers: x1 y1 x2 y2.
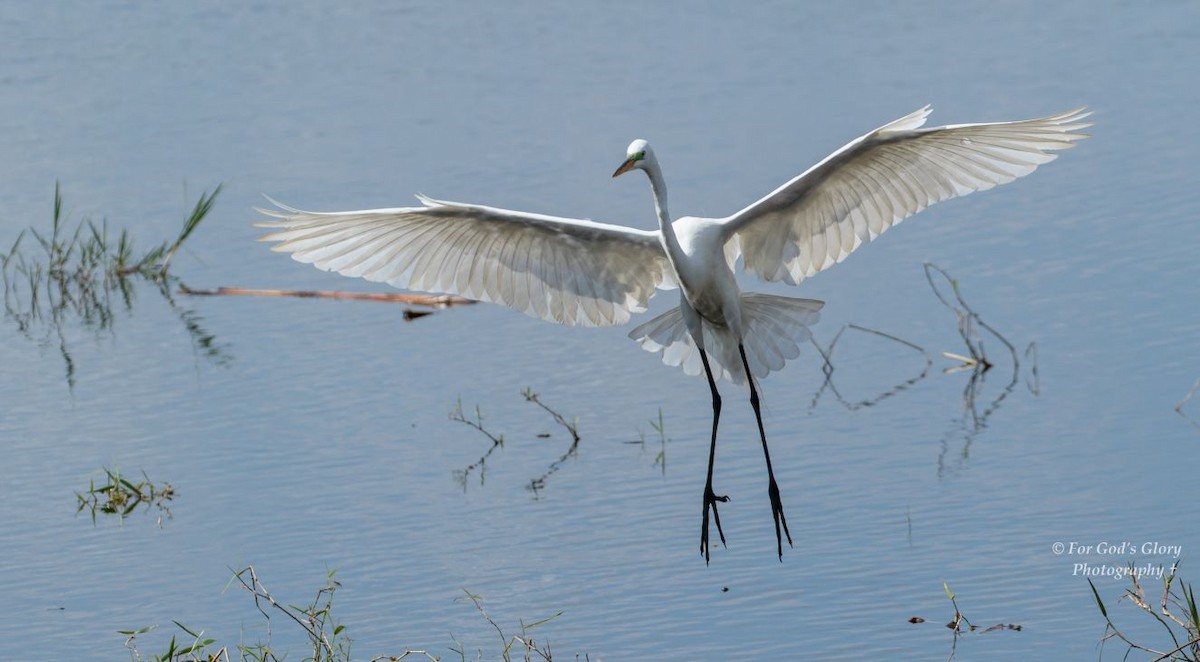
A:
809 322 932 411
450 391 586 498
0 184 229 388
921 263 1037 478
807 263 1033 455
450 398 506 491
1175 380 1200 433
439 265 1034 497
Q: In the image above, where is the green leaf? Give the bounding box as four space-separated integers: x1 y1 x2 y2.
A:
1087 578 1108 619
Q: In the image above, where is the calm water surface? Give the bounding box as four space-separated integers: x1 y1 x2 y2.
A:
2 2 1198 660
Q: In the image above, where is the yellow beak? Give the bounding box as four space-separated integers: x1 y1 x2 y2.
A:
612 158 638 178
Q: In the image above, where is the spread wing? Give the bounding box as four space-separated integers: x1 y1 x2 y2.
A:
721 106 1092 284
258 195 675 327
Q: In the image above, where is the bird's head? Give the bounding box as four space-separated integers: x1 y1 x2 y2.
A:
612 139 654 178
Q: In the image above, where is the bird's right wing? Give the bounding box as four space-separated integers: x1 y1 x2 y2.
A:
257 196 674 327
720 106 1092 285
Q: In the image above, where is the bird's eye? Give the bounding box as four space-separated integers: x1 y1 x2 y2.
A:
634 151 646 161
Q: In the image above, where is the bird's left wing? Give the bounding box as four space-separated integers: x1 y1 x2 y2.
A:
720 106 1092 284
257 196 674 327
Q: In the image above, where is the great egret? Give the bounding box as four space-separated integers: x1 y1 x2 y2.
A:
258 106 1091 562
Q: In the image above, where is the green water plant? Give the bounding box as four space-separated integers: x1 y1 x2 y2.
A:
76 466 174 526
1090 564 1200 660
1 182 227 388
119 567 574 661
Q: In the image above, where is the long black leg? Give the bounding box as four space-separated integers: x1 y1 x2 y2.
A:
698 348 728 564
739 343 793 561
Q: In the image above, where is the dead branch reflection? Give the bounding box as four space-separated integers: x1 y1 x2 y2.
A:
449 391 584 498
923 263 1036 478
1174 378 1200 433
449 399 504 491
809 323 932 412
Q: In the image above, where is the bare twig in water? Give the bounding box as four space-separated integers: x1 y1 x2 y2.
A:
922 264 1028 473
178 285 474 308
450 398 505 490
521 389 583 498
521 388 580 443
1175 378 1200 433
449 391 585 497
923 262 1019 375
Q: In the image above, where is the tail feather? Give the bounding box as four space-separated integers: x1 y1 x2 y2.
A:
629 293 823 385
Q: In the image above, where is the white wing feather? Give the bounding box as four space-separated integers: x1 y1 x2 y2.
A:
257 196 675 327
629 293 823 385
721 106 1092 284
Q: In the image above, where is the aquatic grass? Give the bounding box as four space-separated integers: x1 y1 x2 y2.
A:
623 407 670 474
0 182 228 388
1090 564 1200 660
646 407 669 473
907 583 1023 661
451 589 562 662
120 567 576 662
76 466 175 527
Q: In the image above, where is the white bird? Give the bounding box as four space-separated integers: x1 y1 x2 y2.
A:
258 106 1091 562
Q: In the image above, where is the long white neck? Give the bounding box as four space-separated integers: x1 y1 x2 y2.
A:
644 159 681 257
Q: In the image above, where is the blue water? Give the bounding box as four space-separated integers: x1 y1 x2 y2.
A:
2 2 1199 660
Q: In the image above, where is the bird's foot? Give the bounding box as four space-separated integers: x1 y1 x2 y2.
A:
768 478 793 561
700 484 730 564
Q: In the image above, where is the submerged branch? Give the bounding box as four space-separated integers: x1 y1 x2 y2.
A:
178 285 475 309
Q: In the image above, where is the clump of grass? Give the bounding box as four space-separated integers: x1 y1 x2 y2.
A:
1 182 227 388
1090 564 1200 660
76 466 175 526
122 567 365 662
120 567 575 661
